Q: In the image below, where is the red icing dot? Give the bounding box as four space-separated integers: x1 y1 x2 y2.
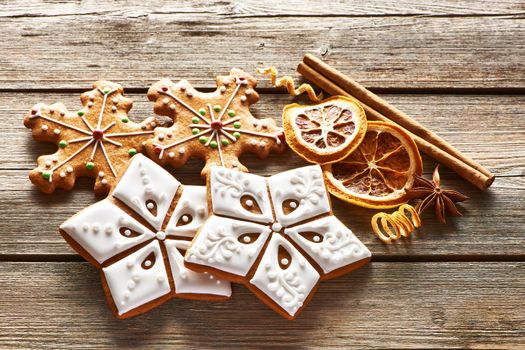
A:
210 121 223 130
161 86 168 92
92 130 104 139
239 76 245 81
154 146 163 154
31 109 37 114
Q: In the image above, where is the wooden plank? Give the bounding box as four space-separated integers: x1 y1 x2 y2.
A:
1 169 523 257
1 92 524 257
3 92 525 174
2 0 525 17
0 13 524 89
0 261 523 348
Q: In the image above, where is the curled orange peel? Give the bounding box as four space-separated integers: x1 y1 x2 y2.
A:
371 204 422 243
256 67 323 102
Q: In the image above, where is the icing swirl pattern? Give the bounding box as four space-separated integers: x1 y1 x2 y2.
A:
186 165 371 318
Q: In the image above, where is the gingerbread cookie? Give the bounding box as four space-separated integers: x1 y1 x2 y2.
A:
146 68 286 177
185 165 371 319
24 81 160 194
60 154 231 319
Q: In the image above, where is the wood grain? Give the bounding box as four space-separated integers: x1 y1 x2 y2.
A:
0 7 524 89
1 92 523 257
3 93 524 173
1 1 524 347
0 261 523 349
2 0 525 17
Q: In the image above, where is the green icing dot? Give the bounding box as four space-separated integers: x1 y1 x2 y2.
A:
213 105 221 112
210 141 218 149
128 148 137 156
41 171 52 180
192 128 200 135
199 108 206 116
221 139 229 146
199 136 207 144
86 162 95 170
233 121 241 129
228 110 235 117
103 88 111 94
77 110 85 117
233 132 241 139
58 140 68 148
192 117 200 123
121 117 129 123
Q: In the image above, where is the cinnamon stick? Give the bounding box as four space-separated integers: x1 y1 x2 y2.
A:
304 53 494 181
297 61 494 190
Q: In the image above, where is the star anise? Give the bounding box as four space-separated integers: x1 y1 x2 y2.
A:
405 165 468 223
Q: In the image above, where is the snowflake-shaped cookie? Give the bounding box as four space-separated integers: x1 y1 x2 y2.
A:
24 81 160 194
60 154 231 319
146 68 286 177
185 165 371 319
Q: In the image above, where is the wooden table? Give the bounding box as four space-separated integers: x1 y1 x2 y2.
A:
1 1 524 348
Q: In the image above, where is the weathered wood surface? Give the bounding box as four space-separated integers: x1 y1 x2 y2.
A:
0 262 523 349
1 0 524 348
1 2 524 90
3 0 525 17
1 93 523 257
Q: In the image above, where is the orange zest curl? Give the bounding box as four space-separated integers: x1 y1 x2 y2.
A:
371 204 422 243
256 67 323 102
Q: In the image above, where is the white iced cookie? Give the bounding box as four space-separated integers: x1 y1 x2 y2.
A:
60 154 231 319
185 165 371 319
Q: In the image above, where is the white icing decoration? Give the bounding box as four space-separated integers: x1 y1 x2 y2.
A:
165 185 208 238
153 79 280 165
268 165 330 227
250 234 319 317
186 165 371 317
61 155 233 317
210 167 273 224
31 89 155 182
103 241 170 316
164 240 232 297
113 154 180 230
60 199 155 264
284 216 371 274
185 215 271 277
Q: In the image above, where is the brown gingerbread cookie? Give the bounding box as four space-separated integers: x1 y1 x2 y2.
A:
146 68 286 177
24 81 160 194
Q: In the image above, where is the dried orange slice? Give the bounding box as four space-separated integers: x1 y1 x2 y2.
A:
323 121 422 209
282 96 367 164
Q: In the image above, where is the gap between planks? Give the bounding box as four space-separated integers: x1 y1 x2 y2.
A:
1 254 524 263
2 87 525 95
